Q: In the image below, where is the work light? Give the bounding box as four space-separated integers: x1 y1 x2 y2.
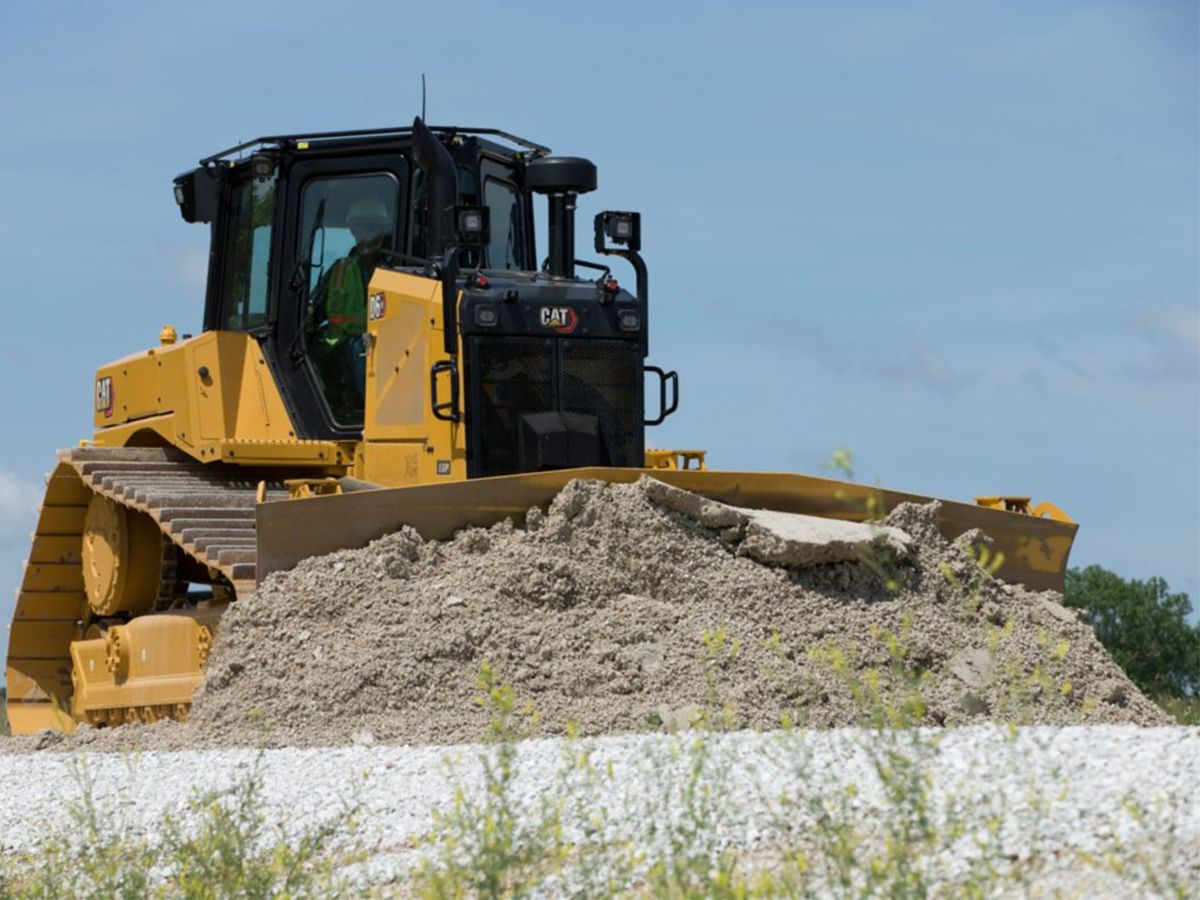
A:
453 205 490 247
594 210 641 252
250 153 274 180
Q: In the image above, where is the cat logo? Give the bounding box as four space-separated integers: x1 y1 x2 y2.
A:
539 306 577 334
367 292 387 321
95 376 113 418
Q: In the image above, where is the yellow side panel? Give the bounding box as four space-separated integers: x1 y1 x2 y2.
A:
360 268 466 486
93 331 301 461
370 301 429 430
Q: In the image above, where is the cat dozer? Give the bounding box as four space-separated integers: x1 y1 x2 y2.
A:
6 119 1076 734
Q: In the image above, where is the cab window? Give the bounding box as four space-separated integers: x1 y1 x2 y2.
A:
297 171 400 429
484 178 521 270
219 175 276 331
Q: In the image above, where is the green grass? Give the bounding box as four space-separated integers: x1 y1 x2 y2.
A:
1153 693 1200 725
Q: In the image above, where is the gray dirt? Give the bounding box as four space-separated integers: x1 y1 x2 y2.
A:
2 477 1169 753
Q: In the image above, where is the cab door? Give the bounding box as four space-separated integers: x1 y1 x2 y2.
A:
268 153 409 439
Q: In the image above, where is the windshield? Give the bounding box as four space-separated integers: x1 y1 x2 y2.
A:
410 159 527 270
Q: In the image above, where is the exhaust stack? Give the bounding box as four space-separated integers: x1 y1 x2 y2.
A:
412 116 456 257
526 156 597 278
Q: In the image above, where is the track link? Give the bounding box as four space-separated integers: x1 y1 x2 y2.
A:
62 446 286 595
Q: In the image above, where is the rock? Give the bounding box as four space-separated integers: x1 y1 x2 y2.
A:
333 561 346 573
444 595 466 608
351 729 375 746
950 647 995 689
1038 597 1082 626
641 478 748 530
656 703 703 732
1099 680 1129 707
957 691 990 716
739 509 911 568
953 528 994 555
631 642 666 674
525 506 544 530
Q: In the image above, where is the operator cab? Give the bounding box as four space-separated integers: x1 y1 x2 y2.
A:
173 119 675 477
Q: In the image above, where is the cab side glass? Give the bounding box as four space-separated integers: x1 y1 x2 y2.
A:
298 172 400 429
220 176 276 331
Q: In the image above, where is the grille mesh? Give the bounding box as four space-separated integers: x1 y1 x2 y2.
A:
476 339 553 475
472 337 640 475
561 341 640 467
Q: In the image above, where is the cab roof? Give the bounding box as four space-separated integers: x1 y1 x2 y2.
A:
200 125 551 167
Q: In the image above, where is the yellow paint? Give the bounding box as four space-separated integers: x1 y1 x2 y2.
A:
69 613 217 725
92 330 350 467
357 268 467 485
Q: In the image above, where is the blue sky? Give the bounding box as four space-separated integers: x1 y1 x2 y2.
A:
0 1 1196 661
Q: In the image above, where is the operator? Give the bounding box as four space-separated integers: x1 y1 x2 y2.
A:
313 195 392 419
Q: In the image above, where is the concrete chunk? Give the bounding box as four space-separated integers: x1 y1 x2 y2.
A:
740 508 911 567
641 476 910 569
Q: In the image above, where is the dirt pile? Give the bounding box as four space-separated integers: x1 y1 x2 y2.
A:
8 476 1169 752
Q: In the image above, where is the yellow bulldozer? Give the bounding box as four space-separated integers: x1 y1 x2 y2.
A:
5 119 1076 734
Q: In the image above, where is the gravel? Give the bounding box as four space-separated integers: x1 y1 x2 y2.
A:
0 726 1195 895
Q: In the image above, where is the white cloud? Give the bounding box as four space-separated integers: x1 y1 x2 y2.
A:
0 470 41 539
1127 304 1200 380
733 311 968 394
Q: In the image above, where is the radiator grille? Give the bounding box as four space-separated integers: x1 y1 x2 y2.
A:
476 338 553 476
561 341 640 467
471 337 640 476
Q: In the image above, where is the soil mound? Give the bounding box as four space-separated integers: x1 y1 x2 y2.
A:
7 477 1168 752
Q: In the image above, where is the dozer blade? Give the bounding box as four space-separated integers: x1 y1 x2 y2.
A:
256 468 1076 592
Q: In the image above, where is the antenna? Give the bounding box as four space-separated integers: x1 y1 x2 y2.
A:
421 74 427 121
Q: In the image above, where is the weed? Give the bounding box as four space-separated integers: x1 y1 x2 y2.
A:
415 660 566 898
939 541 1004 622
824 447 903 592
159 761 355 898
638 733 744 897
1078 793 1195 900
1 757 356 898
696 626 740 732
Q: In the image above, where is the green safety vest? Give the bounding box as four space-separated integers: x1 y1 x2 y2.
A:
325 255 367 342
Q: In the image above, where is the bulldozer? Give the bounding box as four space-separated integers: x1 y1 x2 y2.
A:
5 118 1077 735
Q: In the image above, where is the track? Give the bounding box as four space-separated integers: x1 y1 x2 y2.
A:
60 446 285 592
6 447 285 733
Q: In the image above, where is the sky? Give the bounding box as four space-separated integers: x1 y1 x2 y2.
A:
0 1 1196 661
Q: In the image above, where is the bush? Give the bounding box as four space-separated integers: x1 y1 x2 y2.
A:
1063 565 1200 698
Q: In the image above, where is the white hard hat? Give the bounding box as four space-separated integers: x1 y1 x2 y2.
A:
346 195 391 226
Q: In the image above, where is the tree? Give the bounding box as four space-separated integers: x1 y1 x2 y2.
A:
1063 565 1199 697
